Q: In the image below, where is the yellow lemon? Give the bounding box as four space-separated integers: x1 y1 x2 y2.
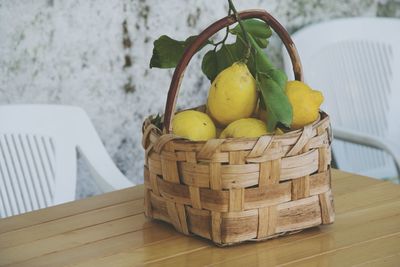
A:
172 110 216 141
207 62 257 126
285 81 324 129
220 118 268 138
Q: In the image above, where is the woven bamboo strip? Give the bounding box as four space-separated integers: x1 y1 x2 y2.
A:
307 131 328 149
143 166 150 188
180 171 210 188
189 186 202 209
166 201 183 232
309 171 330 195
211 211 222 243
160 144 180 184
176 204 189 234
228 188 245 211
266 206 278 236
222 163 259 173
245 147 285 163
185 151 197 163
281 149 318 169
160 150 180 161
221 214 258 243
150 192 170 223
152 134 176 153
170 141 204 152
175 151 189 161
258 161 271 187
291 176 310 200
279 161 319 181
294 144 312 199
220 140 259 152
319 189 335 224
276 195 322 232
209 162 222 190
149 172 160 196
318 145 329 172
286 125 313 156
148 153 162 174
186 207 211 239
180 162 209 174
157 177 191 205
221 172 259 189
228 151 240 164
247 135 273 158
257 207 270 238
197 139 225 160
244 182 291 209
269 147 281 184
200 189 228 212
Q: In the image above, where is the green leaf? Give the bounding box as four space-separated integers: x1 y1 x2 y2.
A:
234 28 290 130
233 35 256 75
235 32 275 75
201 43 242 82
247 33 290 130
249 35 274 72
201 50 218 81
217 43 241 69
249 34 288 88
151 114 163 129
201 19 272 82
149 35 207 69
268 68 288 90
254 37 269 48
231 19 272 39
257 73 292 131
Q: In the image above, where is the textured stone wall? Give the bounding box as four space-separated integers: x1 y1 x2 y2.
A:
1 0 399 198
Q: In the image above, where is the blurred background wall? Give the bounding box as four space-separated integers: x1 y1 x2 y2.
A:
1 0 399 198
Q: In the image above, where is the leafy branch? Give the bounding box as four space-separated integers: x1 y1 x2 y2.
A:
149 0 292 131
227 0 251 62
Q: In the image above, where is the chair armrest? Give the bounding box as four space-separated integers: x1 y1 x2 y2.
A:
333 126 400 174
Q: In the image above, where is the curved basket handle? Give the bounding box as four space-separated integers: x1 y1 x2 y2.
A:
164 9 303 133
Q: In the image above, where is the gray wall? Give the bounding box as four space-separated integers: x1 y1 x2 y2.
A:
1 0 399 198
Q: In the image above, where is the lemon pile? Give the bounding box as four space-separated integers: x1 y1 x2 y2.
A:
172 62 324 141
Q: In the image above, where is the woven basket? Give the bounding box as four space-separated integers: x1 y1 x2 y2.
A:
142 9 334 246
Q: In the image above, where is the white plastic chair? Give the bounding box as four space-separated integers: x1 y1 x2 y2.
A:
282 17 400 180
0 105 134 218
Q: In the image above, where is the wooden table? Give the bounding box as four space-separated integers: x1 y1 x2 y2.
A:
1 169 399 267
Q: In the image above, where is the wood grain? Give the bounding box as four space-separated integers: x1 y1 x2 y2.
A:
0 198 144 249
0 170 399 267
0 186 143 234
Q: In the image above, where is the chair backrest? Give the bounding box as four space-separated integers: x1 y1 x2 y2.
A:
0 105 133 218
282 17 400 178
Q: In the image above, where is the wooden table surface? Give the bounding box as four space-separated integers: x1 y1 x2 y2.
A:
0 169 399 267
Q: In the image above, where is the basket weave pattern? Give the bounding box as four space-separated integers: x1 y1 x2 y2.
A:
142 112 334 245
142 9 334 245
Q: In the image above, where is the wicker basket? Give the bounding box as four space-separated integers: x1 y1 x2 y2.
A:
142 9 334 246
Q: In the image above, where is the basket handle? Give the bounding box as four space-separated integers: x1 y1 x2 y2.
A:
163 9 303 133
